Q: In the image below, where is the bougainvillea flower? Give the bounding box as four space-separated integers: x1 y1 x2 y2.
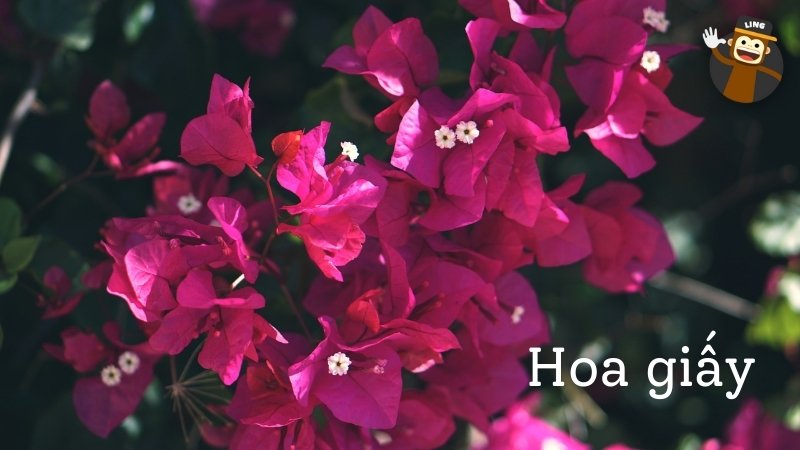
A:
302 239 412 321
701 399 800 450
406 254 489 329
637 44 696 90
468 271 550 352
378 390 455 449
181 74 262 176
448 212 532 276
522 174 592 267
86 80 174 178
393 88 514 191
565 0 660 66
229 419 316 450
574 70 702 178
148 269 283 384
206 73 254 133
324 6 439 136
190 0 295 57
81 260 114 290
103 199 259 322
460 0 567 31
324 6 438 99
43 328 112 373
227 335 313 427
44 323 160 437
422 331 528 431
581 181 674 293
87 80 131 142
473 394 589 450
277 122 386 281
149 164 229 221
564 0 672 112
289 317 402 429
314 411 379 450
36 266 84 319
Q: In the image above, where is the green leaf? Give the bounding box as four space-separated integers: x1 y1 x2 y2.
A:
747 297 800 348
750 191 800 257
0 197 22 248
2 235 41 273
779 11 800 57
123 0 155 43
0 272 17 295
18 0 104 51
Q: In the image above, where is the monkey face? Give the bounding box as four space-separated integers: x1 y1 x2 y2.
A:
728 34 771 65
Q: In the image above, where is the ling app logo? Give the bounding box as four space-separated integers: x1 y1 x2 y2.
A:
703 16 783 103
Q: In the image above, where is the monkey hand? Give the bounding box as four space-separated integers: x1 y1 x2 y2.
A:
702 27 726 49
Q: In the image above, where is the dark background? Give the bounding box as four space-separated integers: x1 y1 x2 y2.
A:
1 0 799 449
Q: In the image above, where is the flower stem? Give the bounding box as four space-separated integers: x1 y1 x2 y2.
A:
248 163 280 230
280 281 312 341
25 153 102 226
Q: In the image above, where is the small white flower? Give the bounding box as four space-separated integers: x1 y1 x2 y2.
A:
177 193 202 215
434 125 456 149
642 6 669 33
655 17 670 33
642 7 669 33
642 7 659 25
510 305 525 324
455 120 480 144
100 365 122 387
327 352 351 376
340 141 359 161
118 351 141 375
640 50 661 73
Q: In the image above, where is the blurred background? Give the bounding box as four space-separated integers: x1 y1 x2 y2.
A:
0 0 799 449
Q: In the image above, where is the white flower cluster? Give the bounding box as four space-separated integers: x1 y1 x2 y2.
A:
100 351 141 387
434 121 481 149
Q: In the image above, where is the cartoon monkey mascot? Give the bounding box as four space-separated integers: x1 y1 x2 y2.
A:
703 17 783 103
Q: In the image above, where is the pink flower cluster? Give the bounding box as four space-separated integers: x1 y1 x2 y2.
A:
701 399 800 450
190 0 295 56
42 2 701 448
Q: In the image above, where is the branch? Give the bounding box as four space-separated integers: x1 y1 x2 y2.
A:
648 271 760 321
0 59 46 187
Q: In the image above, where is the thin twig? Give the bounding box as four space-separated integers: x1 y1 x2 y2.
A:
0 59 46 187
248 164 280 229
697 165 798 220
279 282 312 341
25 153 101 224
648 271 760 321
